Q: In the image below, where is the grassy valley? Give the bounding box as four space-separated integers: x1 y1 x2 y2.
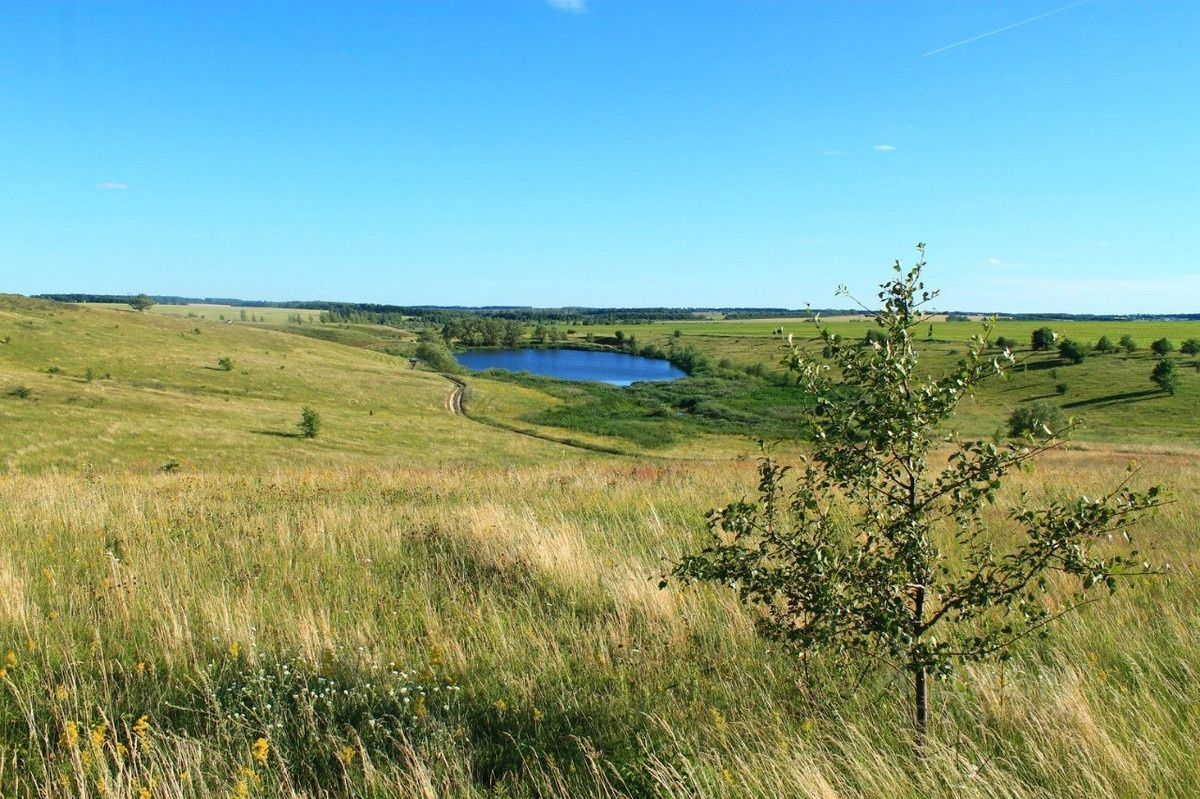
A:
0 296 1197 797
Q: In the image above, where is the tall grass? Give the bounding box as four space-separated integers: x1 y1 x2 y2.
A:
0 450 1195 797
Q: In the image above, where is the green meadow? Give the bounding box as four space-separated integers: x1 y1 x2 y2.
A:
0 295 1197 797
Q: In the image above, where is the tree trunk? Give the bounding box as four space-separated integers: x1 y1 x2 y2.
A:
914 663 928 744
913 583 928 746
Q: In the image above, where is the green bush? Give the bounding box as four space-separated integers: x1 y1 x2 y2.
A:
298 407 322 439
1007 400 1066 438
415 340 459 372
1151 338 1175 356
1031 327 1056 351
1151 359 1179 395
1058 338 1086 364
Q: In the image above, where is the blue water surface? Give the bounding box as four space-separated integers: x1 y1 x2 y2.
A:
455 348 686 386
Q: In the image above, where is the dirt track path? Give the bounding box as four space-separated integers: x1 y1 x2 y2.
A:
444 377 465 415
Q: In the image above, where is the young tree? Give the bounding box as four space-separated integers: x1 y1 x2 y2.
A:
1030 326 1056 351
1180 338 1200 356
298 407 321 438
1119 334 1138 354
1151 358 1179 395
1095 335 1114 353
664 247 1163 743
1151 338 1175 356
128 293 155 313
1058 338 1086 364
217 356 234 372
993 335 1015 353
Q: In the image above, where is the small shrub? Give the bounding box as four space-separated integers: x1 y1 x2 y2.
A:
298 407 321 438
160 458 182 473
218 356 234 372
414 340 459 372
1055 382 1069 395
7 386 32 399
994 335 1015 352
1030 326 1056 351
45 365 62 375
1151 359 1179 395
1007 400 1066 438
1095 335 1114 353
1119 334 1137 353
1151 338 1175 356
1180 338 1200 356
1058 338 1086 364
83 367 96 382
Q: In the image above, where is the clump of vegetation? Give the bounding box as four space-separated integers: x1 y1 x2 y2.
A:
128 293 155 312
1008 400 1067 437
160 458 182 473
994 335 1016 352
1095 335 1114 353
1151 338 1175 356
217 355 234 371
1119 334 1138 353
414 340 459 372
1058 338 1087 364
1030 326 1056 351
1055 381 1069 395
298 407 322 438
666 247 1164 741
6 385 32 399
1180 338 1200 356
1151 358 1179 395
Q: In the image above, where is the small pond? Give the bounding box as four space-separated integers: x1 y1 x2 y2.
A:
455 348 687 386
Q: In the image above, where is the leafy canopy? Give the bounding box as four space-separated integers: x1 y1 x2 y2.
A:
665 246 1164 736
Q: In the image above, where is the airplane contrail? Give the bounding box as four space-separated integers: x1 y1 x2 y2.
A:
923 0 1094 57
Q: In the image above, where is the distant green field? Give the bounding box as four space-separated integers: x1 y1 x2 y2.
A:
90 302 319 325
552 317 1200 448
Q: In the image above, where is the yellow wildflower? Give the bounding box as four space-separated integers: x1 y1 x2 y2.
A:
54 684 68 701
25 637 35 652
494 699 507 714
132 714 150 741
251 737 269 766
229 640 240 659
532 708 544 723
414 694 427 720
91 722 107 748
180 770 190 782
4 651 16 668
708 707 727 732
137 787 150 799
95 778 108 796
136 662 146 675
61 720 80 749
231 779 249 799
335 744 356 765
0 669 7 680
115 742 127 759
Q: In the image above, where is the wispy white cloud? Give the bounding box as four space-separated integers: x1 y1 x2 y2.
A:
546 0 587 12
95 181 128 190
873 144 896 152
986 257 1004 267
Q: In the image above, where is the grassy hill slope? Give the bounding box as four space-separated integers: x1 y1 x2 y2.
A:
0 296 568 472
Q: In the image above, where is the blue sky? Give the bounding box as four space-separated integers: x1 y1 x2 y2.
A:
1 1 1197 312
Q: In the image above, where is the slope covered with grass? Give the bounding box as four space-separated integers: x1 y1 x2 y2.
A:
0 296 565 472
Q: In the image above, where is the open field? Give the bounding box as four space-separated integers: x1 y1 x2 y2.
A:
89 303 322 326
0 453 1196 797
0 297 571 472
1 296 1198 797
